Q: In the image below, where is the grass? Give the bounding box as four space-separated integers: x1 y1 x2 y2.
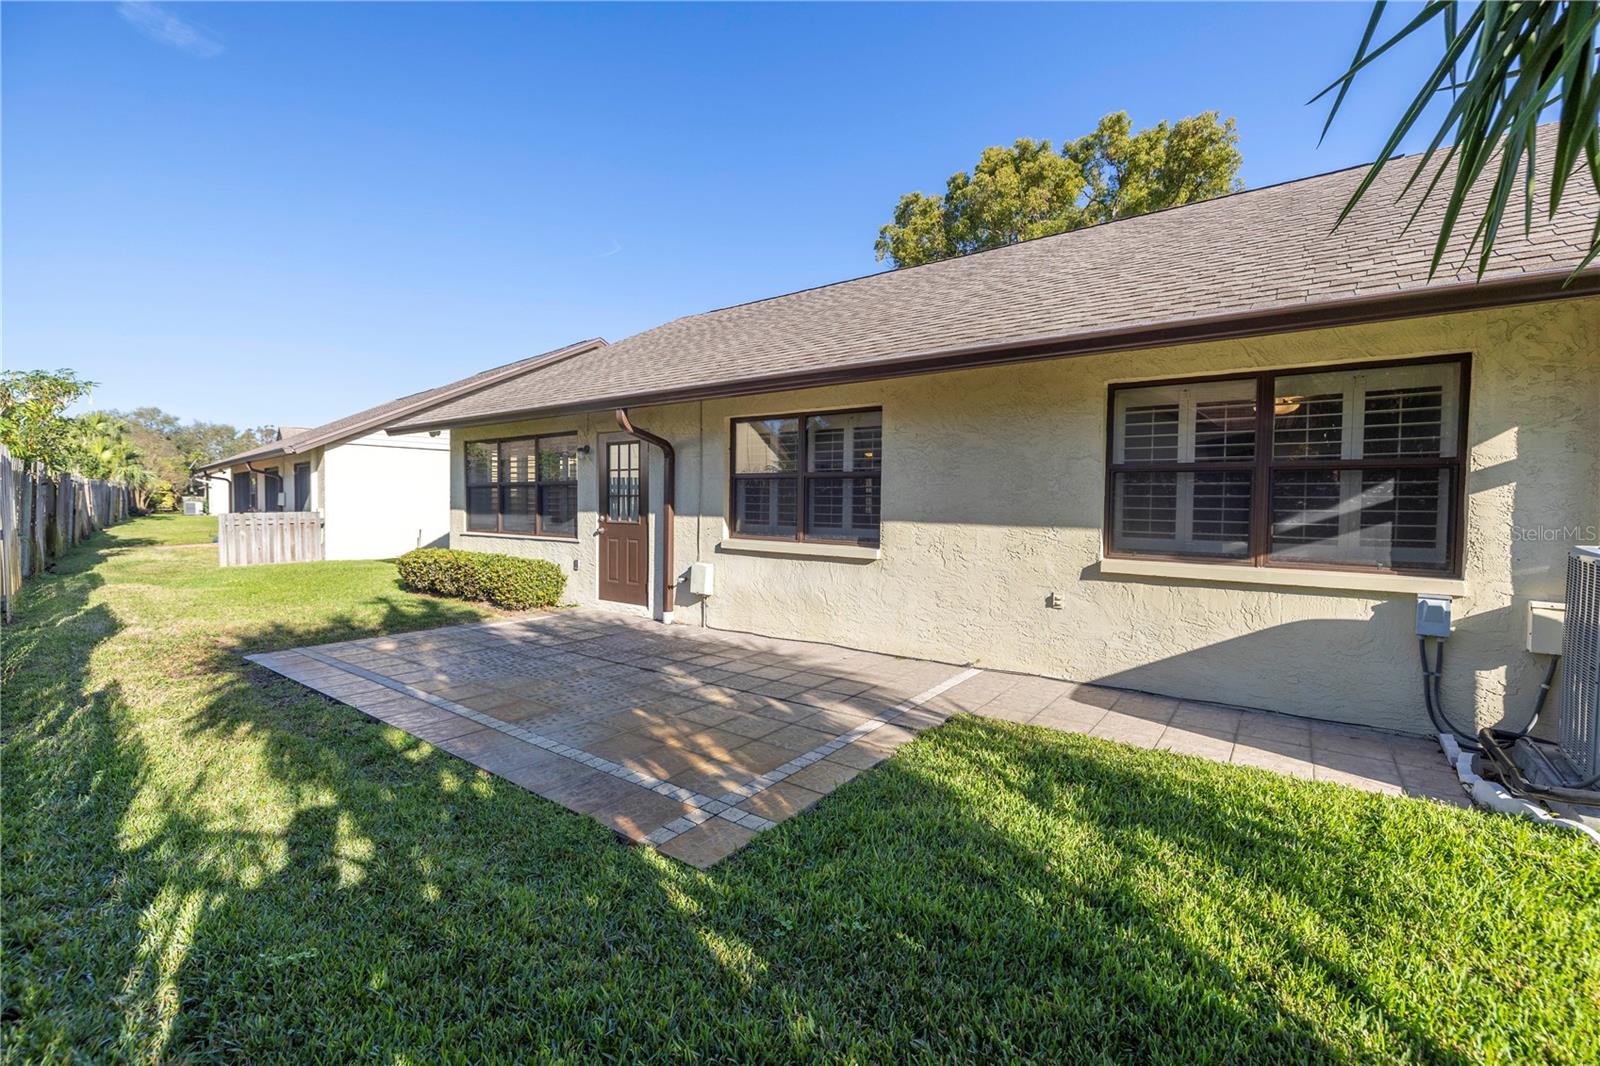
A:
100 512 218 547
4 515 1598 1063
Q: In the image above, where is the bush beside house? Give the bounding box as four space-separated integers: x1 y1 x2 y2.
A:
397 547 566 610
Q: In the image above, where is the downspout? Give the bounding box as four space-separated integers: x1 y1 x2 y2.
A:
614 408 675 617
244 460 274 511
201 469 235 512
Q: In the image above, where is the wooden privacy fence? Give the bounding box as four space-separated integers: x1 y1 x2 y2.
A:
218 512 324 567
0 442 132 621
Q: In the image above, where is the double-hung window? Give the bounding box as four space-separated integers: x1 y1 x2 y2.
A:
731 408 882 545
465 434 579 538
1107 356 1466 574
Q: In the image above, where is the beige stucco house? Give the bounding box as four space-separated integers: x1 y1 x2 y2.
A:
202 340 605 560
386 134 1599 737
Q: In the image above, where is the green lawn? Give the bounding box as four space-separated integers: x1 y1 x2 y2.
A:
100 512 218 547
4 516 1597 1063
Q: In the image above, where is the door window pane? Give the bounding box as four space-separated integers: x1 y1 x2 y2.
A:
606 442 640 521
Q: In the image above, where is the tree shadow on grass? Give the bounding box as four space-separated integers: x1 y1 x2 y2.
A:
7 555 1593 1061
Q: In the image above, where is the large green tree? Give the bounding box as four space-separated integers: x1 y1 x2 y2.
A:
1316 1 1600 276
0 369 97 469
875 111 1244 268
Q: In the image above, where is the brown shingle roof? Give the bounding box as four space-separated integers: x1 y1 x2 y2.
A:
391 126 1599 432
201 338 606 470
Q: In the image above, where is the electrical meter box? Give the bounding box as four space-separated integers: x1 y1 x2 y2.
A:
1416 594 1453 638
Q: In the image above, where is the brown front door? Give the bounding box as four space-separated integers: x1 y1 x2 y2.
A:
598 438 648 605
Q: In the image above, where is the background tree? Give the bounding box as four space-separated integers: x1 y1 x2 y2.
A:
72 413 159 508
1316 1 1600 277
0 369 97 469
876 111 1244 268
111 407 275 498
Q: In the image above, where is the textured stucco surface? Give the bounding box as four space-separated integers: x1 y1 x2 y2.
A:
450 298 1599 734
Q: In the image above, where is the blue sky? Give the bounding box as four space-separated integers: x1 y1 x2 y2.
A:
3 2 1446 428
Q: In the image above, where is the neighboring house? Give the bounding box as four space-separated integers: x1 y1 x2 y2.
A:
386 129 1599 736
201 339 605 560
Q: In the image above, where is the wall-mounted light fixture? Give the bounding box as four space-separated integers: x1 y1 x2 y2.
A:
576 444 593 458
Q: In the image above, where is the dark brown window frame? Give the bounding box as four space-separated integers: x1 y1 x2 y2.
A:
1103 353 1470 578
464 432 580 540
728 406 883 547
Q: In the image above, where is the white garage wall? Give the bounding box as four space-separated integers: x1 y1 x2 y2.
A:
320 430 450 560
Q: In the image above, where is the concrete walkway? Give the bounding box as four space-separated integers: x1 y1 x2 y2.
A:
249 610 1464 867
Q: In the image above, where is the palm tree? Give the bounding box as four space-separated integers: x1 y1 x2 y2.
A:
73 414 157 509
1315 1 1599 277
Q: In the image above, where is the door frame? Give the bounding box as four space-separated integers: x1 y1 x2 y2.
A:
596 432 651 609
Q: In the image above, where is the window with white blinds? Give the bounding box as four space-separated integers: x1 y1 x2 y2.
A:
731 408 881 545
1107 357 1466 574
1268 362 1460 569
1110 379 1256 558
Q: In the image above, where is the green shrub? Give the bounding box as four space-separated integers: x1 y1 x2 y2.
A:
396 548 566 611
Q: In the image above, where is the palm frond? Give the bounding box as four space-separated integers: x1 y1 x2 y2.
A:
1318 1 1600 281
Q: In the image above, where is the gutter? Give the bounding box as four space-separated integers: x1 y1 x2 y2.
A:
614 408 676 616
200 470 234 512
243 460 278 511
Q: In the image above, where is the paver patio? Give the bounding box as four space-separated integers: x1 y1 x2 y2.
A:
248 609 1465 867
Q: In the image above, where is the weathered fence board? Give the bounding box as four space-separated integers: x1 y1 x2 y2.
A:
218 512 323 567
0 455 19 617
0 444 132 621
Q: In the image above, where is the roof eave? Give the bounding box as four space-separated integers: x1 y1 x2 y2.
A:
198 446 289 473
388 266 1600 433
200 337 607 471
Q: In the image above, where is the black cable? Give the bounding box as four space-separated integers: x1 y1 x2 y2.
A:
1419 636 1481 751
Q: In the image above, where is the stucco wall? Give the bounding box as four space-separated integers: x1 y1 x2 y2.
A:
321 431 450 560
450 298 1599 734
